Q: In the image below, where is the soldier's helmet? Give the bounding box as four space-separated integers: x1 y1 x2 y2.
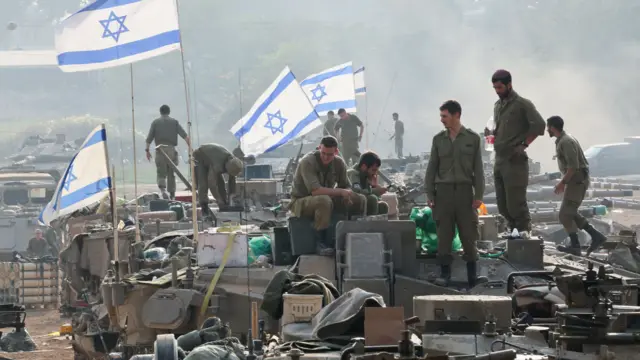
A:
226 157 244 177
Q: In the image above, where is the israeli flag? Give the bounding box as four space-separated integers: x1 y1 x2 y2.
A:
55 0 181 72
354 66 366 96
230 67 321 156
39 125 112 226
300 62 357 117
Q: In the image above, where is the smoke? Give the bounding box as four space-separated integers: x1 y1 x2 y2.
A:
359 1 638 171
2 0 639 173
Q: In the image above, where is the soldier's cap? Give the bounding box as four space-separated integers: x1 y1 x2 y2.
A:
226 157 244 177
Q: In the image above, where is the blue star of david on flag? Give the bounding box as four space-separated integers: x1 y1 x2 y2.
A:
99 11 129 43
310 83 327 103
264 110 288 135
62 164 78 192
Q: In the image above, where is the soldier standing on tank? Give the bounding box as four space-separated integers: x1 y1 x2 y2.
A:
425 100 488 288
323 111 339 137
193 143 249 216
389 112 405 158
334 108 364 165
546 116 607 256
487 70 545 235
145 104 190 200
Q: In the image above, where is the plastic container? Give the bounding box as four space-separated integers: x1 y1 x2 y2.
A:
281 293 324 325
485 117 495 152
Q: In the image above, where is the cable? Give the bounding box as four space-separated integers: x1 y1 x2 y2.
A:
490 339 535 353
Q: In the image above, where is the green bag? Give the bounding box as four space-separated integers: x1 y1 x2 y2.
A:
410 206 462 254
247 235 272 264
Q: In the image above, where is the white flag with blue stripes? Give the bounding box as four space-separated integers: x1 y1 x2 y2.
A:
54 0 181 72
354 66 366 96
39 125 112 226
300 62 357 117
230 67 321 156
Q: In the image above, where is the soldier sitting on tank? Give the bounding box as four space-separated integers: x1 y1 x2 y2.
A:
347 151 389 215
27 229 49 258
289 136 366 256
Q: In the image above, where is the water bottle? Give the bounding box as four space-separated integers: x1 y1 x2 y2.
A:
484 117 495 152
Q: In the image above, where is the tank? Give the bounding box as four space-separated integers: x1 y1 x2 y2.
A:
3 133 79 176
420 262 640 359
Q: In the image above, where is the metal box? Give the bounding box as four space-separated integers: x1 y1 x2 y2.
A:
413 294 512 330
506 237 544 269
345 232 385 278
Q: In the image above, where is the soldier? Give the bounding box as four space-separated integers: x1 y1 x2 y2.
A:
347 151 389 215
145 104 190 200
323 111 339 137
290 136 366 255
546 116 607 256
425 100 487 288
488 70 545 235
193 143 247 216
389 112 405 158
334 108 364 165
27 229 49 258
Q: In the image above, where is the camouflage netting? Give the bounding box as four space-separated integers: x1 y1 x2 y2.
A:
0 328 36 352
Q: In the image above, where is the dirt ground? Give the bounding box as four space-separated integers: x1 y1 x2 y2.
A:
0 309 73 360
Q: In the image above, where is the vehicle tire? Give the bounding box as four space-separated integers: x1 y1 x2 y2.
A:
154 334 178 360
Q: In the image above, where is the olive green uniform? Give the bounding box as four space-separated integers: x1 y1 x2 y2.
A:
27 238 49 257
145 115 188 194
323 116 338 137
334 114 363 164
493 91 545 232
290 151 366 230
193 144 236 207
394 120 405 158
555 132 590 233
425 127 485 265
347 165 389 215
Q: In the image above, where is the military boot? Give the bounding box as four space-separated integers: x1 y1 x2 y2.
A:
160 188 170 200
466 261 489 289
315 230 334 257
169 191 175 200
583 224 607 255
557 233 581 256
434 265 451 287
201 203 213 222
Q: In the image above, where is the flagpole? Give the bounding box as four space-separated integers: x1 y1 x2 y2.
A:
365 96 369 149
129 64 141 243
112 164 119 265
101 124 118 264
175 0 198 246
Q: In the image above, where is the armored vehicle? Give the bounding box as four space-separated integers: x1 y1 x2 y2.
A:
0 170 58 260
3 133 78 176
